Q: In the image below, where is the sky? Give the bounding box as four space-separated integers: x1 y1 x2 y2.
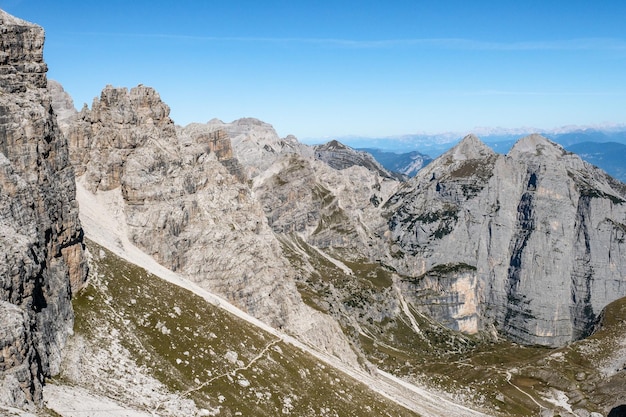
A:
2 0 626 139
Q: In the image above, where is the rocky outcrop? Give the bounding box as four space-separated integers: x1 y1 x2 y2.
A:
176 123 246 181
0 9 87 409
384 134 626 346
66 86 359 365
314 140 404 181
183 118 312 180
65 84 176 190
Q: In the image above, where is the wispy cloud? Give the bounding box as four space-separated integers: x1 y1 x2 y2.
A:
73 32 626 51
454 89 626 97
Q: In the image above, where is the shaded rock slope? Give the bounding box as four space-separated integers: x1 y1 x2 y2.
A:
384 133 626 347
0 9 87 410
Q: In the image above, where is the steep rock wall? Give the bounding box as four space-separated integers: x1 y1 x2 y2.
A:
384 134 626 346
0 9 87 409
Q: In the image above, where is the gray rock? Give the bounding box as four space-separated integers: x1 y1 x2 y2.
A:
314 140 403 181
384 134 626 346
66 86 359 365
0 8 87 409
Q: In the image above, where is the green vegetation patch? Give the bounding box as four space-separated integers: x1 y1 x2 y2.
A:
449 158 496 181
70 239 419 416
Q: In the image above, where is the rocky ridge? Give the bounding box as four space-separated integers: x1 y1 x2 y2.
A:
313 140 404 181
60 85 358 364
0 10 87 410
384 133 626 346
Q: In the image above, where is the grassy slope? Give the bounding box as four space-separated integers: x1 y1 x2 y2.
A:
62 239 419 417
283 234 626 416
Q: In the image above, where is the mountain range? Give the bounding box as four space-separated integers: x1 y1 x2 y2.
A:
1 8 626 417
329 127 626 182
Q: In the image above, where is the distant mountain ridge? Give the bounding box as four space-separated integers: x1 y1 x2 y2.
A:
322 126 626 182
566 141 626 182
357 148 433 178
320 125 626 155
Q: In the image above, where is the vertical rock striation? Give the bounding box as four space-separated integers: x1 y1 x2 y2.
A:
384 134 626 346
0 9 87 409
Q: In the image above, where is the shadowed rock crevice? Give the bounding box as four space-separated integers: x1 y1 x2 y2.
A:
570 194 598 340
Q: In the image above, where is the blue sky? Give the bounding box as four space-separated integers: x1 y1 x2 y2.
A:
2 1 626 139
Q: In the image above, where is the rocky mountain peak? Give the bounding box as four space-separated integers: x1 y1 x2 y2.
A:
231 117 267 127
317 139 348 151
47 79 77 129
385 127 626 347
447 133 496 161
65 84 178 190
508 133 566 159
92 84 172 128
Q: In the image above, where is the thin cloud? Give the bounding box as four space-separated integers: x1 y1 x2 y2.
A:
455 90 626 97
67 32 626 51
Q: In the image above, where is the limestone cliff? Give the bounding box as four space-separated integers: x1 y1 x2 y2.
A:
180 122 398 263
65 87 359 364
0 9 87 409
384 134 626 346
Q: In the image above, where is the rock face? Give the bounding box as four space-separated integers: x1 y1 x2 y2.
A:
253 151 398 258
314 140 404 181
188 126 401 259
384 134 626 346
182 118 313 179
0 9 87 409
65 88 359 364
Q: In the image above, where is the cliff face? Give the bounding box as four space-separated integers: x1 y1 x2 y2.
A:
66 87 359 364
0 9 87 409
384 134 626 346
